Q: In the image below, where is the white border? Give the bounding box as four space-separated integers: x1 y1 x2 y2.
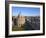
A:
9 4 43 35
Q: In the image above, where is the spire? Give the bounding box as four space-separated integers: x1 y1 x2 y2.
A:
18 11 21 16
18 11 21 18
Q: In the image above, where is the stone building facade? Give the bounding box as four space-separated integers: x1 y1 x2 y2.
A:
17 13 25 27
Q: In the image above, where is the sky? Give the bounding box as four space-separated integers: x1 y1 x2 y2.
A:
12 7 40 16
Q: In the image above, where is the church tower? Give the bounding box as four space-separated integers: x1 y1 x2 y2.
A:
17 11 25 27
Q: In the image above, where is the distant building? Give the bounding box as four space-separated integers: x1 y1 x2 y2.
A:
16 11 25 27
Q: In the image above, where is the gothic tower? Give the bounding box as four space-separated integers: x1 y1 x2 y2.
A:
17 11 25 27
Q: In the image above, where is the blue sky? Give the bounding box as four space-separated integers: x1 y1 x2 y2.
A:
12 7 40 16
